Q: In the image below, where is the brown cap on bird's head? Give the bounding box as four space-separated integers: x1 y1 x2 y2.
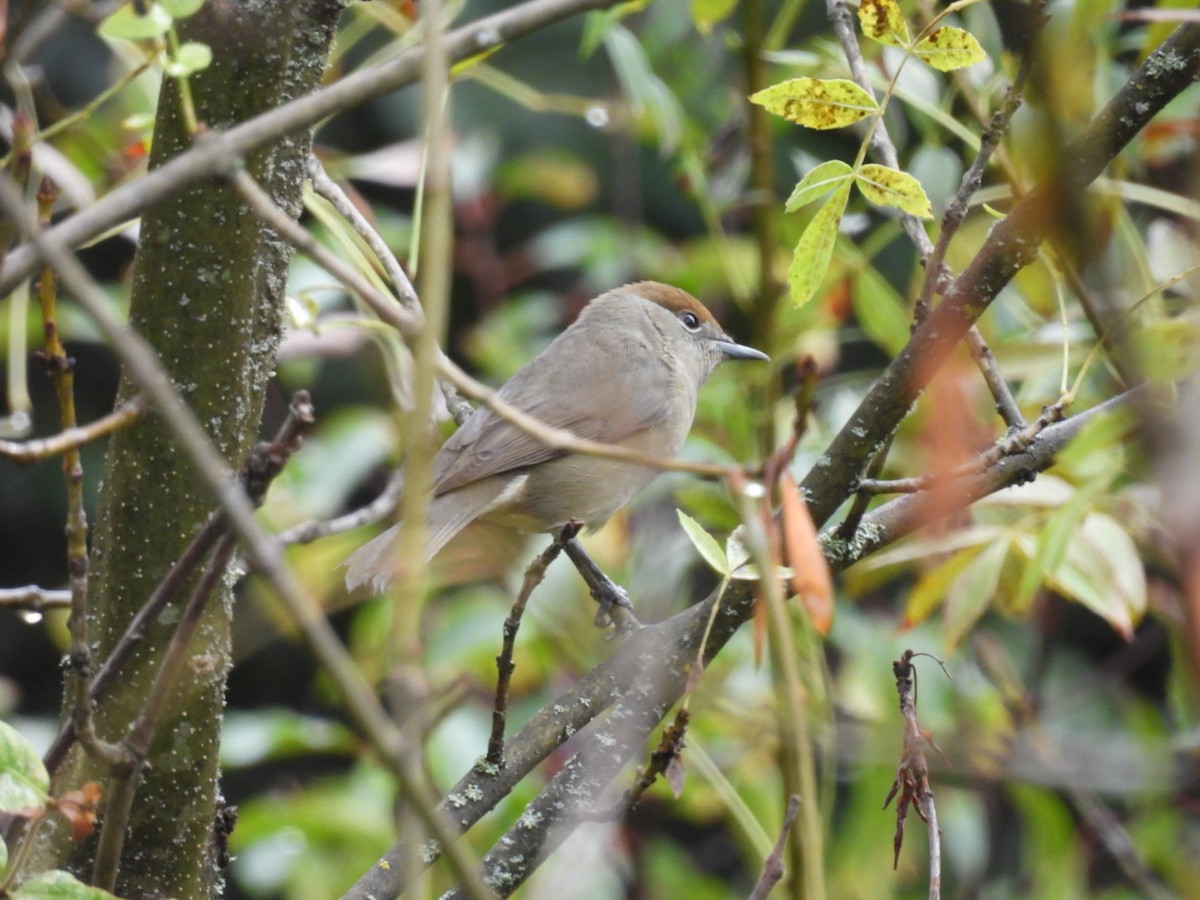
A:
603 281 768 363
625 280 722 329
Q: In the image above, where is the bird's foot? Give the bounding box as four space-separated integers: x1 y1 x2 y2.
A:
590 577 636 629
558 522 640 632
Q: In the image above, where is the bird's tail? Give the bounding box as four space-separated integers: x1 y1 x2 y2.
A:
342 480 506 593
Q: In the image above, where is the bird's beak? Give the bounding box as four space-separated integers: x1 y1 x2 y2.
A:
714 339 769 362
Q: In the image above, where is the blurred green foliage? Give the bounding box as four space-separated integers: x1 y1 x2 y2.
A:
3 0 1200 897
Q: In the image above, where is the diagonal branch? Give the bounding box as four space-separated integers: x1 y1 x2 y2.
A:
802 23 1200 528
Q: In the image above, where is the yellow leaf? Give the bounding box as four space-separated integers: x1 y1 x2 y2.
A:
788 183 850 307
855 164 933 217
785 160 854 211
858 0 910 48
750 78 878 130
914 26 987 72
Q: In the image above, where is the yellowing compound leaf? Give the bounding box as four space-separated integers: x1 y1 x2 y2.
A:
915 26 987 72
858 0 910 47
786 160 854 212
750 78 878 130
789 183 851 306
855 164 933 217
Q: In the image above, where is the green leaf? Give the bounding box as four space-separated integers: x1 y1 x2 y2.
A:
678 510 729 576
161 0 206 17
858 0 910 48
690 0 736 34
855 164 933 217
788 183 851 307
943 538 1009 649
164 41 212 77
914 26 987 72
0 720 50 815
1012 478 1106 612
98 2 173 40
749 78 878 130
1048 513 1146 640
11 871 121 899
852 264 910 356
785 160 854 212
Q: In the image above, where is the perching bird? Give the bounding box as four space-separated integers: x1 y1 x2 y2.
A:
344 281 768 593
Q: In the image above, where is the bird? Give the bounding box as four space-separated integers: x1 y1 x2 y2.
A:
344 281 769 594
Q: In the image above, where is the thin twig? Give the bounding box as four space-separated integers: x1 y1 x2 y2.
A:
0 397 146 462
747 794 801 900
34 178 126 770
853 399 1067 499
618 708 690 811
272 468 404 550
306 153 474 425
305 154 419 310
487 537 568 765
883 650 944 897
0 586 71 612
965 331 1025 428
231 166 419 337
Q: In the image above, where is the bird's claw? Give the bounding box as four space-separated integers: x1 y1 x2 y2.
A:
592 581 636 629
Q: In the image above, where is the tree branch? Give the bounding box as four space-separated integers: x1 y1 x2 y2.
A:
802 23 1200 528
0 0 628 297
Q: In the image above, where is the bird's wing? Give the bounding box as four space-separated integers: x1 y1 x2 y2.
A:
433 325 671 495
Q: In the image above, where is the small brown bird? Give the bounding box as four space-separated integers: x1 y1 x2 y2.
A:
344 281 768 593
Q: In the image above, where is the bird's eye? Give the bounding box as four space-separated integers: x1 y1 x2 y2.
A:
678 311 701 331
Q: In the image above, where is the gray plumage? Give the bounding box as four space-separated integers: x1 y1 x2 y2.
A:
344 282 767 593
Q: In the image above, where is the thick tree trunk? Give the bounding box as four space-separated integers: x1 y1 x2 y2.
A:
35 2 344 896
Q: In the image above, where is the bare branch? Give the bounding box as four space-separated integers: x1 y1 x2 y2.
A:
0 397 146 463
0 586 70 613
748 795 801 900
